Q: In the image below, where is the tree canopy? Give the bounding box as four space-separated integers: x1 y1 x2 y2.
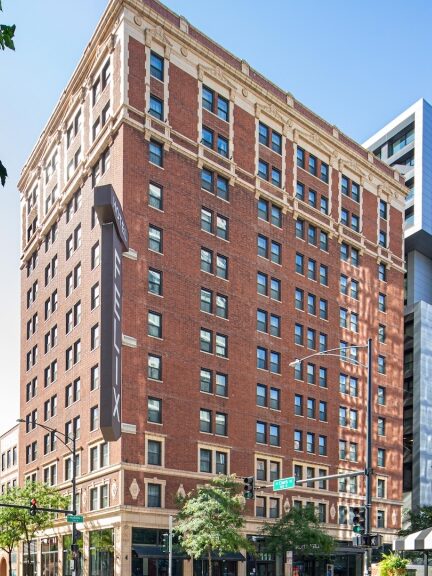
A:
261 506 335 557
0 483 69 576
399 506 432 536
174 475 252 576
0 0 15 186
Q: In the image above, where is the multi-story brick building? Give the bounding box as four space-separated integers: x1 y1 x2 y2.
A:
17 1 407 575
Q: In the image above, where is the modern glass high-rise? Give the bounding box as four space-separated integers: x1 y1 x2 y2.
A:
364 98 432 510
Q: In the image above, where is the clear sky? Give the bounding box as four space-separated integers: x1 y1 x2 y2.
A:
1 0 431 431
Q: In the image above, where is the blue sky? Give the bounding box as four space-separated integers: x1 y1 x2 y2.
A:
1 0 431 430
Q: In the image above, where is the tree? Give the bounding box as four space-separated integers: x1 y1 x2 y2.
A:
0 0 15 186
399 506 432 536
174 475 253 576
0 504 22 576
0 483 69 576
261 506 335 558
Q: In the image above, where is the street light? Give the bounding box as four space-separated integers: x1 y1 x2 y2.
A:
17 418 79 575
289 338 373 576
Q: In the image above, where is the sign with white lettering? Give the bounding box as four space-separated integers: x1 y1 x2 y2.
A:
94 185 129 442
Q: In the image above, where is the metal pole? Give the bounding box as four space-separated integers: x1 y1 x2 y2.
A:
365 338 373 576
169 514 173 576
72 433 78 576
424 551 428 576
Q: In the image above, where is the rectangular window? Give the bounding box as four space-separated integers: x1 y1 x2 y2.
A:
149 95 163 120
320 162 329 183
256 422 266 444
308 155 317 176
148 397 162 423
257 347 267 370
215 412 227 436
217 95 229 121
272 131 282 154
215 333 228 357
149 182 163 210
217 135 228 157
150 51 164 80
259 123 269 146
270 277 281 300
149 225 162 253
149 140 163 166
296 182 304 201
295 394 303 416
377 386 386 405
148 354 162 380
148 311 162 338
271 167 281 187
202 86 214 111
294 430 303 450
297 147 305 168
216 373 227 396
200 409 212 433
147 484 161 508
295 253 304 274
258 159 269 180
200 329 212 353
257 272 268 295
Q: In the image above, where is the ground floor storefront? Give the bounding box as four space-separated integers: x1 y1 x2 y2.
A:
15 514 384 576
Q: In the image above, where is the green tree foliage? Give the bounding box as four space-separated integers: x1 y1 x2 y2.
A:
0 504 22 576
0 1 15 186
399 506 432 536
261 506 335 557
0 483 69 576
174 475 253 576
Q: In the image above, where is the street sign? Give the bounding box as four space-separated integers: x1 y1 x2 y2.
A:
67 515 84 523
273 477 296 491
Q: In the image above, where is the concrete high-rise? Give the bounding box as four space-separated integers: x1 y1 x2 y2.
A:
364 98 432 511
17 1 407 574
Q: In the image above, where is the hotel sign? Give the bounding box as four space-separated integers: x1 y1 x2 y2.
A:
94 185 129 442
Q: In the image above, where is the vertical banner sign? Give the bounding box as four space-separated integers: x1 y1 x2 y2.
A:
94 185 129 441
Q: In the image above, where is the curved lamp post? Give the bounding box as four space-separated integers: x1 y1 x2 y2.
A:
289 338 373 576
17 418 79 575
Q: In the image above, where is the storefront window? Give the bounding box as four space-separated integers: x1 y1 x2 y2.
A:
131 528 184 576
63 533 83 576
23 540 37 576
41 537 58 576
89 529 114 576
193 559 238 576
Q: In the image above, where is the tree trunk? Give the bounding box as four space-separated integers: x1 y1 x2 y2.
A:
208 549 212 576
8 549 12 576
26 540 31 576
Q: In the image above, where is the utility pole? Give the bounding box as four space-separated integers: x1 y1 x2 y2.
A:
365 338 373 576
168 515 173 576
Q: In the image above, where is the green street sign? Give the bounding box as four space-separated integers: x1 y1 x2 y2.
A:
67 515 84 523
273 477 296 491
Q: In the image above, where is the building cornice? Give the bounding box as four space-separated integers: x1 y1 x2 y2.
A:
18 0 407 205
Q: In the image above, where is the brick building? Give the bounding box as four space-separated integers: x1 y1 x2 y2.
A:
17 1 407 575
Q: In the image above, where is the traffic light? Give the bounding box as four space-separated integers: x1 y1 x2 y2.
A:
29 498 37 516
243 476 255 500
352 506 366 533
161 532 169 553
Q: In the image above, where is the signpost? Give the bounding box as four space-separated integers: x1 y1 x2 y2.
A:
67 515 84 523
273 477 296 491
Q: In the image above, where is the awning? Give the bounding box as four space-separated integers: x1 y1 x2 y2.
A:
393 528 432 551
